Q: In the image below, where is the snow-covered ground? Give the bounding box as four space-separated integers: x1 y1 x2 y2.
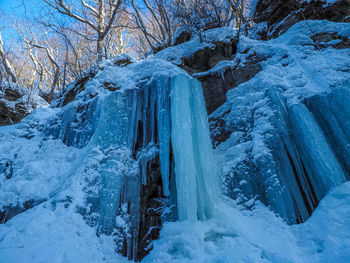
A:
145 182 350 263
0 19 350 263
1 178 350 263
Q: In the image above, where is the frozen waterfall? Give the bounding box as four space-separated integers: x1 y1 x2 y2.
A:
170 75 219 221
215 84 350 225
60 73 220 260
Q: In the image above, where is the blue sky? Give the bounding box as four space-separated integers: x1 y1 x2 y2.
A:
0 0 19 13
0 0 40 16
0 0 39 42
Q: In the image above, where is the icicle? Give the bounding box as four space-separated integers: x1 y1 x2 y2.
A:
150 85 157 143
156 77 171 197
305 86 350 178
267 88 315 222
170 74 219 221
289 103 346 201
88 91 138 235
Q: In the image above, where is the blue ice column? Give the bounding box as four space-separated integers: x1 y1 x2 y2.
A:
170 74 219 221
289 103 346 201
89 91 138 235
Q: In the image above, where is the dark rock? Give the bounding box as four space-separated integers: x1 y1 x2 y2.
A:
0 99 27 125
59 72 95 107
0 199 46 224
209 108 232 147
181 40 238 74
312 32 350 49
4 88 23 101
254 0 350 39
114 57 133 67
136 155 163 261
173 29 192 46
300 0 350 22
103 82 121 92
1 84 47 126
254 0 298 26
248 22 269 40
39 90 53 103
195 54 265 114
0 160 13 179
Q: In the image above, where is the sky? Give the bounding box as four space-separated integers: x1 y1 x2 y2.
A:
0 0 41 42
0 0 20 13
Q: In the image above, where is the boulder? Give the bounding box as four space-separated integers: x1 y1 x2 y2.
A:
173 29 192 46
181 40 238 74
0 83 48 126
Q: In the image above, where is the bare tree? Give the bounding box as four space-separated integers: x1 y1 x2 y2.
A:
227 0 247 28
130 0 174 52
43 0 124 62
0 30 17 83
171 0 236 40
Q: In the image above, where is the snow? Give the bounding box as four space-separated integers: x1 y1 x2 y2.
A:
0 111 81 208
0 19 350 263
156 27 238 65
0 82 48 114
210 19 350 223
145 182 350 263
0 203 130 263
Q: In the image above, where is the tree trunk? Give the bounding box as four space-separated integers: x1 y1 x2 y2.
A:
97 0 105 63
97 35 104 63
0 33 17 83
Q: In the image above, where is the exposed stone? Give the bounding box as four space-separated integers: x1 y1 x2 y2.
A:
195 53 266 114
209 108 232 147
103 82 121 92
181 40 238 74
136 155 163 261
173 29 192 46
312 32 350 49
59 72 96 107
300 0 350 22
4 88 23 101
0 199 46 224
0 159 13 179
0 83 48 126
0 98 28 125
254 0 350 39
114 57 133 67
254 0 298 26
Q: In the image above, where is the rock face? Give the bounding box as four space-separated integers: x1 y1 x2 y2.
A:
171 0 350 115
0 83 48 126
254 0 350 39
173 29 192 46
195 53 266 114
181 40 237 74
172 38 265 114
207 17 350 225
0 199 46 224
254 0 298 26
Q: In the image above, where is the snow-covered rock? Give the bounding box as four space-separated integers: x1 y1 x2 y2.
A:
211 20 350 224
0 82 48 126
0 7 349 263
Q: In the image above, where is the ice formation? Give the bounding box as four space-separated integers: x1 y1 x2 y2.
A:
0 19 350 263
213 20 350 224
0 64 219 260
170 75 219 221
